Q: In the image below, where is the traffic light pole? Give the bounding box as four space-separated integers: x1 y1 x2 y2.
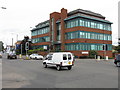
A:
21 44 22 55
104 49 106 60
25 42 29 59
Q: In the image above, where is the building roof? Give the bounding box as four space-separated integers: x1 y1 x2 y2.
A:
68 9 105 19
31 20 49 31
35 20 49 27
65 13 112 24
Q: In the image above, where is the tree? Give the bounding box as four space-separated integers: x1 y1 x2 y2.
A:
114 46 120 53
89 50 98 58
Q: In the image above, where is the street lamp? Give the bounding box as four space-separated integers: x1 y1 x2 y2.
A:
1 7 7 9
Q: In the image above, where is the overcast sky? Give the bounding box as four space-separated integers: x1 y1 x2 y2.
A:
0 0 119 47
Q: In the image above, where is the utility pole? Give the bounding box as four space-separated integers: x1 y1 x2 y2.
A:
16 34 18 42
12 38 13 47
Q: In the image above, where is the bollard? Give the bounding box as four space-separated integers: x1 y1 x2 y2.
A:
19 54 22 59
105 56 108 61
97 56 100 61
26 55 29 60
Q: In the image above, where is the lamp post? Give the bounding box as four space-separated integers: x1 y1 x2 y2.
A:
1 7 7 9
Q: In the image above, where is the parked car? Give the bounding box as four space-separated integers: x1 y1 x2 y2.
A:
29 54 43 60
7 52 17 59
114 54 120 67
43 52 75 71
0 52 2 58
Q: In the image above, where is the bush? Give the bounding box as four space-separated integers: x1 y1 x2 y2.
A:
28 47 44 55
89 50 98 58
79 56 89 59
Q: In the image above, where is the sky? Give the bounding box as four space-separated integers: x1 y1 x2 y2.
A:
0 0 119 47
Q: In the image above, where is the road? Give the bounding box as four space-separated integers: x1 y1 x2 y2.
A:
2 53 118 88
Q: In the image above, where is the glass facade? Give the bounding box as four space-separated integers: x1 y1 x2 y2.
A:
32 36 50 44
65 18 111 31
56 23 61 41
65 31 112 41
65 43 112 51
51 18 54 42
31 27 49 36
32 45 49 49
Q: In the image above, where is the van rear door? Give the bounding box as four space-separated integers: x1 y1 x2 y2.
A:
62 54 72 66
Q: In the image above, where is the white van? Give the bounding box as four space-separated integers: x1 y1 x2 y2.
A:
43 52 75 71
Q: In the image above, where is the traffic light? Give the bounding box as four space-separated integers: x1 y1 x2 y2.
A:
25 42 29 50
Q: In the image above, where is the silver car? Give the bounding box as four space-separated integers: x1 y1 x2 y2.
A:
30 54 43 60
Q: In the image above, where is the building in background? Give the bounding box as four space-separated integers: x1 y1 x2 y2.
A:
0 41 4 52
118 38 120 53
15 36 32 55
6 45 15 53
31 8 112 58
15 40 22 54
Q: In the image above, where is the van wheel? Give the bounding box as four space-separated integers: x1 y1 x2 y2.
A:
43 63 47 68
68 66 72 70
56 65 61 71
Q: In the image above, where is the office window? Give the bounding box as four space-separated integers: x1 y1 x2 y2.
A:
85 32 88 38
108 24 111 31
99 34 104 40
108 35 112 41
84 44 87 50
80 32 85 38
76 44 79 50
88 21 90 27
94 34 97 39
91 45 95 50
100 24 103 29
104 35 108 40
91 33 94 39
75 32 79 38
94 22 97 28
85 21 88 27
71 21 73 27
91 22 95 28
79 19 84 26
75 20 79 26
88 33 91 39
103 24 106 30
97 23 100 29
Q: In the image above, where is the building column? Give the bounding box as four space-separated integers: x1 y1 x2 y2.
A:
60 8 67 51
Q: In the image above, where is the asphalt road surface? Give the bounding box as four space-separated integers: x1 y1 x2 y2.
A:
2 53 118 88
